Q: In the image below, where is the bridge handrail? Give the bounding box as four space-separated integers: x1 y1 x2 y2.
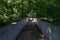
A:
0 18 28 40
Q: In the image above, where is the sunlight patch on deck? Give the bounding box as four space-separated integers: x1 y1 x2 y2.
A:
32 18 37 22
47 27 52 34
11 22 17 24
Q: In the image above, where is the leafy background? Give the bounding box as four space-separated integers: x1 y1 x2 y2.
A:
0 0 60 27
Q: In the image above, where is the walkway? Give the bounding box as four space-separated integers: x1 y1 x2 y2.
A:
17 20 47 40
0 18 60 40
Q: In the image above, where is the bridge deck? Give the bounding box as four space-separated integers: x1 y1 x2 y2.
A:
0 18 60 40
17 20 46 40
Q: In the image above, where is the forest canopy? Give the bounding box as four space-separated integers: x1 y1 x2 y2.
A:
0 0 60 27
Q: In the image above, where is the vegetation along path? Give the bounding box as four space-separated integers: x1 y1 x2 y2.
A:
16 20 47 40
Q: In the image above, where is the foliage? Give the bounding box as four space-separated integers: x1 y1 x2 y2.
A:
28 0 60 26
0 0 60 27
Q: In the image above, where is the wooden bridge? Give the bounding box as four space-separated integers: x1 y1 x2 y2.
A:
0 18 60 40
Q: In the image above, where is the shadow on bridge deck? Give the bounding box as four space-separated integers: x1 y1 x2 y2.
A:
16 19 47 40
